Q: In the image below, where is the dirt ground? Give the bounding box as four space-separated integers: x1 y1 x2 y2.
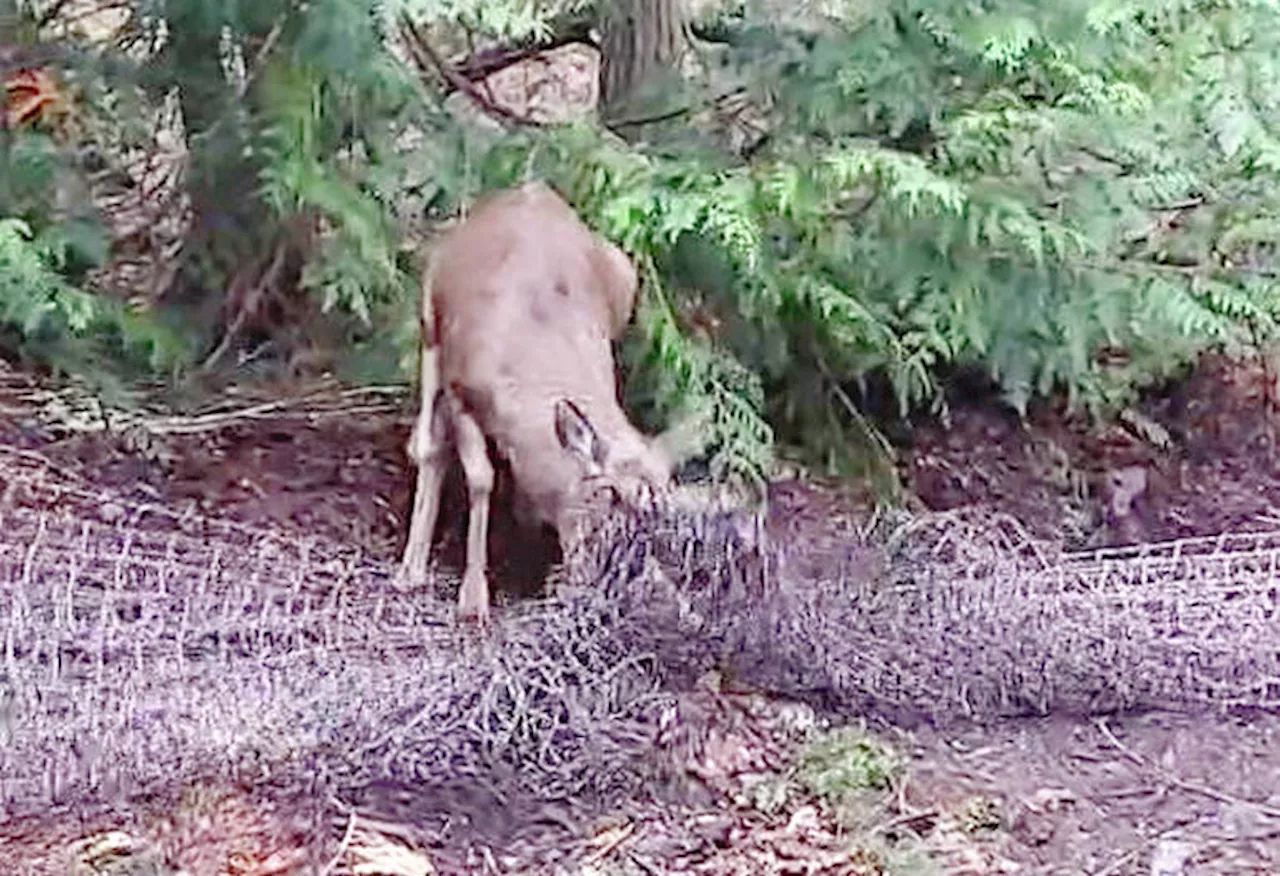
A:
4 353 1280 875
905 353 1280 549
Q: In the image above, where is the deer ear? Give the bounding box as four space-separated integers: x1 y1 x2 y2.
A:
555 399 609 470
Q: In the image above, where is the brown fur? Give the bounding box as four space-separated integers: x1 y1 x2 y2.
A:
397 181 702 622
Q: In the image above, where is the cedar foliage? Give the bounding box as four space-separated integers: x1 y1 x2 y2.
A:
5 0 1280 483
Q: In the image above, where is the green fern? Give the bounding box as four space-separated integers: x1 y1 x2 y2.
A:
0 218 191 376
0 219 96 337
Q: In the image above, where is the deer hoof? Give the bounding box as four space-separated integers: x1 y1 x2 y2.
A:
455 598 490 627
455 605 490 628
456 573 490 626
392 563 429 593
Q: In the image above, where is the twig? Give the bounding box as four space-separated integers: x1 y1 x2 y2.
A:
42 2 132 37
1090 825 1183 876
453 23 596 84
398 13 542 130
236 16 287 100
1090 843 1142 876
138 388 410 434
607 104 693 130
869 807 940 836
1084 256 1280 282
145 403 406 434
1152 197 1205 212
318 810 358 876
462 26 499 108
1095 718 1280 820
36 0 76 30
198 234 291 374
812 349 895 464
629 854 662 875
1078 145 1134 173
186 384 408 415
582 821 637 865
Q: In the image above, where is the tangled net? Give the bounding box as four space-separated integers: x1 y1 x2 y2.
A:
3 442 1280 854
722 510 1280 724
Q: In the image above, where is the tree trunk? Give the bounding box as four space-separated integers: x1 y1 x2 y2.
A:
163 3 258 267
598 0 690 136
159 1 280 353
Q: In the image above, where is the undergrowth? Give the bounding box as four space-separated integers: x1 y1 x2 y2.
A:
7 0 1280 485
0 217 189 381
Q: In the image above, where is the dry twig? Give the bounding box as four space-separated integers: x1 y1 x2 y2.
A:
397 13 543 129
1095 718 1280 820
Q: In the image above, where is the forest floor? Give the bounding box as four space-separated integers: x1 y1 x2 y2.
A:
3 353 1280 875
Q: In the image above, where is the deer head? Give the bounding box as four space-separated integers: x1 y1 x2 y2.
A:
552 397 709 535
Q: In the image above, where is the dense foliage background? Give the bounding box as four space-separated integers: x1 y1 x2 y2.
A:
4 0 1280 488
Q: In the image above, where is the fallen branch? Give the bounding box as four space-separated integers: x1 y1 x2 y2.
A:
398 13 543 129
1095 718 1280 821
451 19 596 85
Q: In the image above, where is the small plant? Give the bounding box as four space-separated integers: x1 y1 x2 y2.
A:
956 795 1004 833
794 728 941 873
798 726 903 802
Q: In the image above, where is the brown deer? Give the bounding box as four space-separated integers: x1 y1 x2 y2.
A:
397 180 703 623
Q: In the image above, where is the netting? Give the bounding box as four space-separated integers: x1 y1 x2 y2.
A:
0 445 774 853
724 511 1280 724
4 441 1280 854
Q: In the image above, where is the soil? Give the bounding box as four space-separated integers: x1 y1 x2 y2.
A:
904 353 1280 549
4 353 1280 875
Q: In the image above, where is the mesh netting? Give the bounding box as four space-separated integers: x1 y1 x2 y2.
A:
0 452 657 838
715 511 1280 724
3 443 1280 848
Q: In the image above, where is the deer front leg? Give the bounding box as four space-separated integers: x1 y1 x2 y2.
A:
453 408 495 624
397 355 448 589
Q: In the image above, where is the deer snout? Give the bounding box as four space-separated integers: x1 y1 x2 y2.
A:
579 466 662 511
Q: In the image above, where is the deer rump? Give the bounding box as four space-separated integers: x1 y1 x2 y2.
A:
397 181 693 623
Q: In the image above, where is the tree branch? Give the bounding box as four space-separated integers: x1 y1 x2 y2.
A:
397 13 543 129
450 19 596 86
1087 256 1280 282
36 0 75 30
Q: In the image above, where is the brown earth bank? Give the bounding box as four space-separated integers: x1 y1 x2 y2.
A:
904 352 1280 549
2 352 1280 874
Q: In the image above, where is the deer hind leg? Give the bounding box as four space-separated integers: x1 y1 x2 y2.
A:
453 407 495 623
398 353 449 589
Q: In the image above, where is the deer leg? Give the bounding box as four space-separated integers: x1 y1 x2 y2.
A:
397 359 449 589
453 409 494 623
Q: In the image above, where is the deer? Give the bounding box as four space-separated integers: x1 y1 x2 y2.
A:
396 180 704 624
